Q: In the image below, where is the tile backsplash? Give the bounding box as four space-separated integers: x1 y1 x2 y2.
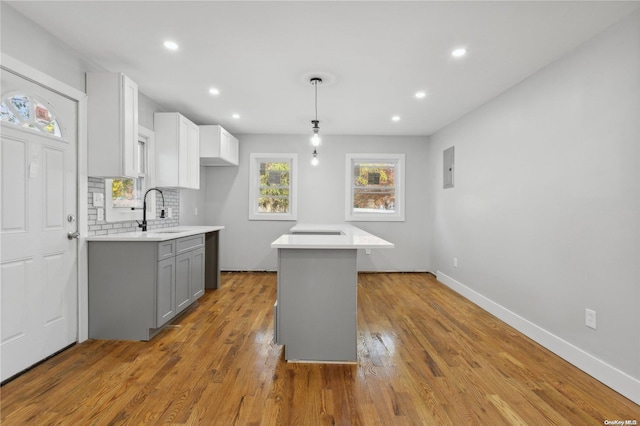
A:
87 177 180 236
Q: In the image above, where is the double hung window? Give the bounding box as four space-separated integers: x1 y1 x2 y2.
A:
105 127 156 221
345 153 405 222
249 153 297 221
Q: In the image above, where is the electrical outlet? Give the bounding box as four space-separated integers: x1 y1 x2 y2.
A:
97 207 104 221
195 207 198 216
585 308 597 329
365 248 371 255
168 208 173 218
453 257 458 268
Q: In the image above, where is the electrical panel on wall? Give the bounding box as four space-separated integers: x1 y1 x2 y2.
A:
443 146 455 189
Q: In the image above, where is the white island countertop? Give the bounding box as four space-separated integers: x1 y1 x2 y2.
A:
271 224 394 250
85 226 224 242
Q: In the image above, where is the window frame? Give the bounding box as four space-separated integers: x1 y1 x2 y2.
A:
248 153 298 221
105 126 156 222
345 153 405 222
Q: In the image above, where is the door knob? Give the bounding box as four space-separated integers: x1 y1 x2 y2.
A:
67 231 80 240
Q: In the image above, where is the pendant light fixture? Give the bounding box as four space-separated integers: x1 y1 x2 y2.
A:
310 77 322 166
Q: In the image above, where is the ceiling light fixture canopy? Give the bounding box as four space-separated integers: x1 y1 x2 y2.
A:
310 77 322 166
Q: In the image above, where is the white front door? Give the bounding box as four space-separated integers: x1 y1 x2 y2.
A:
1 68 78 382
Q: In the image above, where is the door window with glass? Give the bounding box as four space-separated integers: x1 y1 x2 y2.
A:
1 92 63 137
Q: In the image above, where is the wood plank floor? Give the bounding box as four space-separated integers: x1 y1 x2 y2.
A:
1 272 638 425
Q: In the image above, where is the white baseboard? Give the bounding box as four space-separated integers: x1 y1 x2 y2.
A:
436 271 640 405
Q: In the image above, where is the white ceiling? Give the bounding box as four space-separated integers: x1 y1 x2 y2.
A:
7 1 639 136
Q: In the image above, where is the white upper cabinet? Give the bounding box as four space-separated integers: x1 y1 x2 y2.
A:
86 72 139 178
200 125 239 166
154 112 200 189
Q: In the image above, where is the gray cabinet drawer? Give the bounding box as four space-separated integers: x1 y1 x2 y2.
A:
176 234 204 254
158 240 176 260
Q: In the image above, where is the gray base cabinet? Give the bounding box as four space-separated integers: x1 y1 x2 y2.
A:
191 248 205 299
176 252 191 313
204 231 220 289
89 234 205 341
176 246 205 314
157 256 176 327
275 248 358 362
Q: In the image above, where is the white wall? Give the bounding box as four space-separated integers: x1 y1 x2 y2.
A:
204 134 430 272
179 166 207 226
1 3 100 91
428 11 639 402
2 3 171 134
2 3 197 230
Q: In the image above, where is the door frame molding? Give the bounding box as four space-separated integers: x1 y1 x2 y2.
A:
1 53 89 342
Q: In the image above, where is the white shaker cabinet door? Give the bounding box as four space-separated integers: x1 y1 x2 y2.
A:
155 112 199 189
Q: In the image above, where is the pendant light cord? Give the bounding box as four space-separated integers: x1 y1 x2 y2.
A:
310 77 322 127
314 80 318 122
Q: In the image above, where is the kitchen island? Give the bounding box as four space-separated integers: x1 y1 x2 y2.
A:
87 226 223 340
271 224 393 363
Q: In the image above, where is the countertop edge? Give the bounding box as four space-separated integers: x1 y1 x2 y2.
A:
271 224 394 249
86 226 225 242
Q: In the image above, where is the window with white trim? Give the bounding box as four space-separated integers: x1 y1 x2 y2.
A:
105 126 156 221
345 153 405 222
249 153 297 221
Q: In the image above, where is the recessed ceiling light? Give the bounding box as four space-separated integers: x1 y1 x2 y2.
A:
415 91 427 99
209 88 220 95
451 48 467 58
392 115 400 122
163 40 179 50
232 113 240 119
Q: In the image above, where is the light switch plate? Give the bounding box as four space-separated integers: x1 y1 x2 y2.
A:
585 308 597 329
443 146 455 189
93 192 104 207
97 207 104 221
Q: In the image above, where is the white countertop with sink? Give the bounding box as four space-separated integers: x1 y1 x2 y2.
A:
271 224 394 249
85 226 224 242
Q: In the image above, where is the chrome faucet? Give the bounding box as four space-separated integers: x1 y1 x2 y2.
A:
133 188 165 231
